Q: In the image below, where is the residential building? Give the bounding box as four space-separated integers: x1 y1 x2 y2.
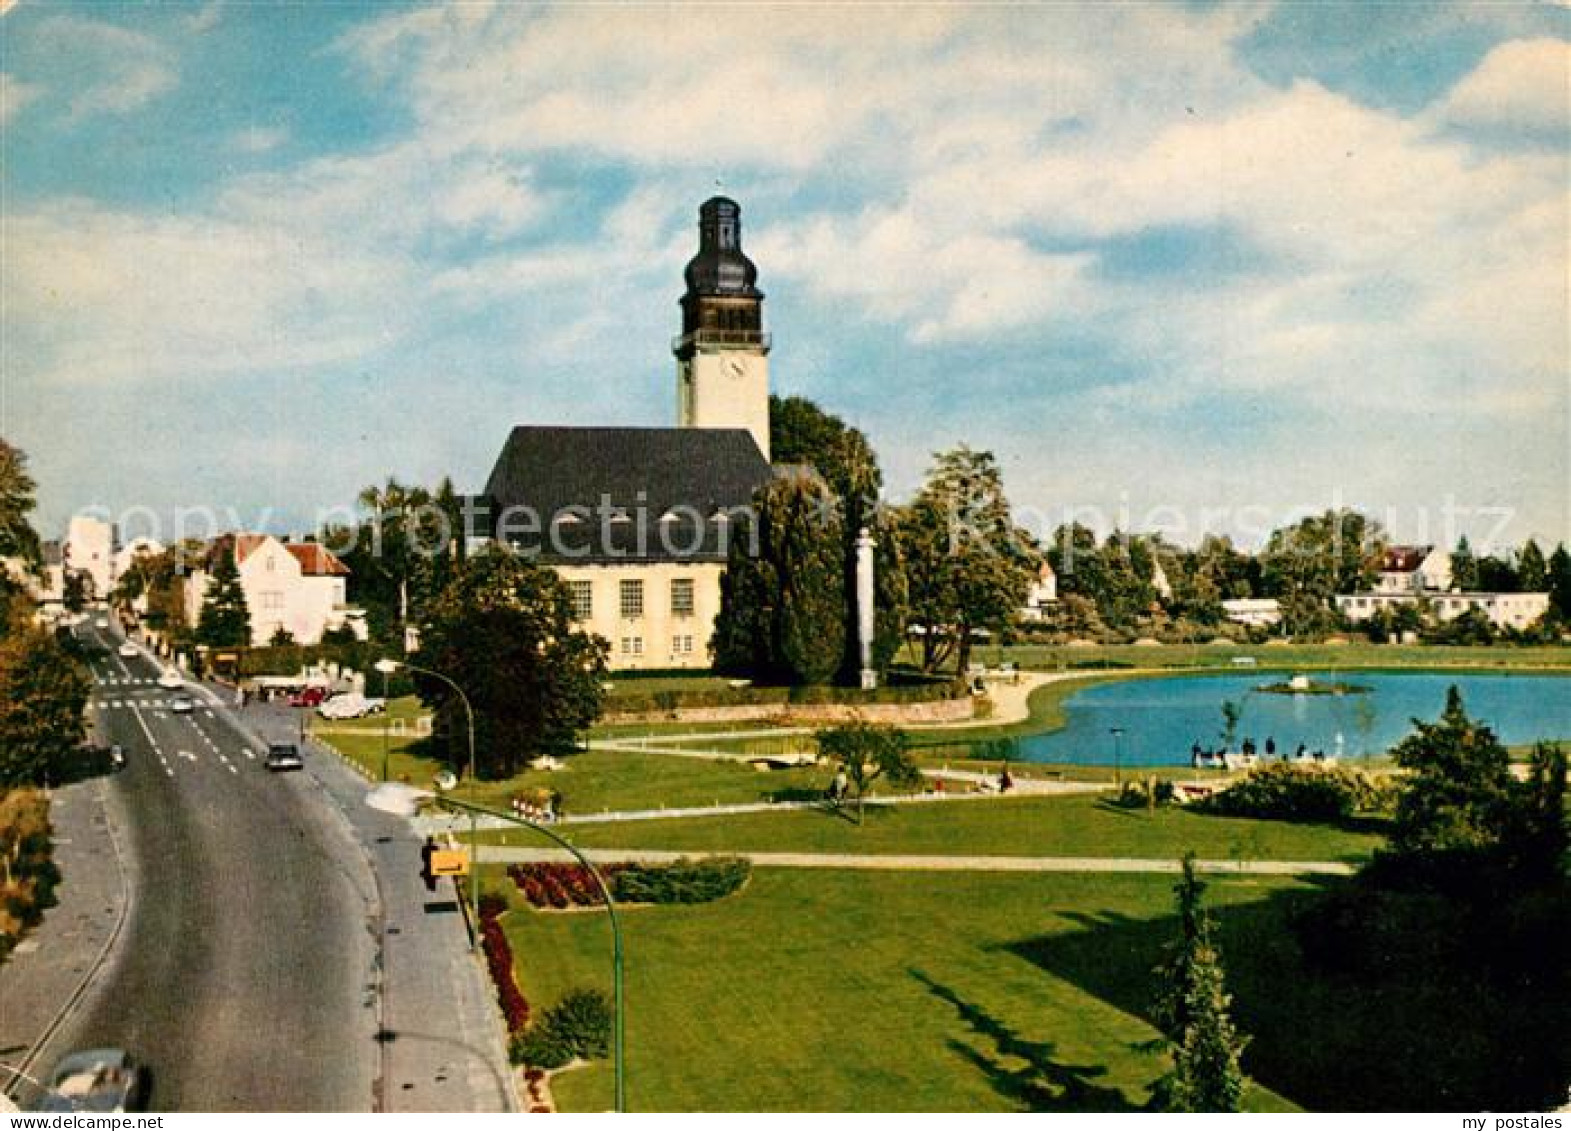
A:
1337 589 1548 631
1374 545 1452 594
186 534 367 646
1221 597 1282 628
1019 562 1058 621
469 197 778 670
64 514 116 600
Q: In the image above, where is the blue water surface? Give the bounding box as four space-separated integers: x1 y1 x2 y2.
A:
1014 672 1571 766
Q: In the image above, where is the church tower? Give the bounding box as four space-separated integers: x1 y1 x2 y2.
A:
674 197 771 461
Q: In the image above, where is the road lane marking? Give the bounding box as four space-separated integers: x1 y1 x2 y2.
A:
178 750 196 762
128 702 164 758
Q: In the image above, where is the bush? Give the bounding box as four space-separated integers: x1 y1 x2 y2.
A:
1111 777 1177 809
1200 763 1370 824
612 856 750 904
514 988 613 1069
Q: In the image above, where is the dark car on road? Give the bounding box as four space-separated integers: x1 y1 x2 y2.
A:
266 743 304 772
32 1048 147 1112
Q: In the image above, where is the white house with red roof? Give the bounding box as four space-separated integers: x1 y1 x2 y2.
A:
186 534 366 646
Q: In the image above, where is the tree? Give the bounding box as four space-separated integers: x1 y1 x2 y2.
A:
1150 854 1248 1112
815 720 921 825
900 447 1037 674
1259 509 1384 637
61 570 90 614
1475 553 1519 593
0 439 41 568
1450 536 1479 592
1548 544 1571 624
712 470 847 685
770 395 907 679
415 547 607 779
1387 686 1516 869
196 544 250 648
1516 539 1548 592
0 618 91 786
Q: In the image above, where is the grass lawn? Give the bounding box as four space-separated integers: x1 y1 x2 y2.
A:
538 792 1385 862
497 868 1305 1112
319 727 844 813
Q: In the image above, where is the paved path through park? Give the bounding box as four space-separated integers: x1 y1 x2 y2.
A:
477 847 1356 876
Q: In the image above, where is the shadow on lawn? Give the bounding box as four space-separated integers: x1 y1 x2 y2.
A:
1011 877 1569 1111
910 968 1138 1112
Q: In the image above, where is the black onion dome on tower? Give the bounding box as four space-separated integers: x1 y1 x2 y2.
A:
682 196 762 298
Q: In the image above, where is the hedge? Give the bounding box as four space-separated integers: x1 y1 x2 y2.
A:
512 988 613 1070
477 894 530 1036
607 678 965 716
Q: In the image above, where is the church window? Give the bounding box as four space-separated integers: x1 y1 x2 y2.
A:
569 580 593 621
670 578 694 617
620 579 644 618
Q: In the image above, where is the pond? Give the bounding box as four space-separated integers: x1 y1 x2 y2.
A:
1009 671 1571 766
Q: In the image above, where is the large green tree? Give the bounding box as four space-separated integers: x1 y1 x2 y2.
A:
0 439 41 569
1259 509 1384 637
1150 854 1249 1112
900 446 1037 674
0 619 91 787
415 548 607 779
1383 687 1568 886
815 721 921 825
712 471 847 685
196 544 251 648
341 477 468 645
1548 543 1571 623
770 395 907 678
1516 538 1548 592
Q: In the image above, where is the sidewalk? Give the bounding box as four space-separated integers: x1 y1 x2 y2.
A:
480 846 1357 876
0 776 130 1100
239 700 517 1113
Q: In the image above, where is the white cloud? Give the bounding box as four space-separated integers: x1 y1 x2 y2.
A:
1 199 416 387
32 15 176 120
231 125 289 154
1437 38 1570 133
0 72 40 124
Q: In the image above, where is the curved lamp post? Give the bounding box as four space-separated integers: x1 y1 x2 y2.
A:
374 658 479 927
366 781 626 1113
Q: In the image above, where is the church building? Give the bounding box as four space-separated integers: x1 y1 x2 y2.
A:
472 197 778 670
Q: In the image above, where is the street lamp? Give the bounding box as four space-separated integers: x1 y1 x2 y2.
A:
366 781 627 1113
375 658 479 932
1109 726 1126 786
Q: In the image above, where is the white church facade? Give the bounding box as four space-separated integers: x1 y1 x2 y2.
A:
471 198 779 671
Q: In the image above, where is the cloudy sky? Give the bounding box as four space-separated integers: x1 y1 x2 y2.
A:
2 1 1566 551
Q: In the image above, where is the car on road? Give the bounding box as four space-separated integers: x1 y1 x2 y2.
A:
289 685 328 708
32 1048 146 1113
118 642 138 658
169 695 195 714
158 669 184 689
95 619 109 630
318 692 385 720
266 743 304 772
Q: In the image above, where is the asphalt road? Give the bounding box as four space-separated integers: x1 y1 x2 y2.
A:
44 620 379 1111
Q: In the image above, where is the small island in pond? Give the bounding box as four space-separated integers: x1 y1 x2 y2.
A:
1256 674 1372 696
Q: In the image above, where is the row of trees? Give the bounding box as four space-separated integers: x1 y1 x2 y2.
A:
715 398 1040 684
0 439 92 788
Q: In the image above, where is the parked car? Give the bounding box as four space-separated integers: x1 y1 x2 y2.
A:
265 743 304 772
94 619 109 630
289 686 328 708
117 642 138 658
169 696 195 714
318 693 386 720
32 1048 146 1112
158 670 184 689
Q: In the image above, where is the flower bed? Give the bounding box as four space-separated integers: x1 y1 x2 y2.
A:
477 894 530 1036
506 856 751 909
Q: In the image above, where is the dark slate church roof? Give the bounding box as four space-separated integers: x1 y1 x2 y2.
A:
472 426 773 564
